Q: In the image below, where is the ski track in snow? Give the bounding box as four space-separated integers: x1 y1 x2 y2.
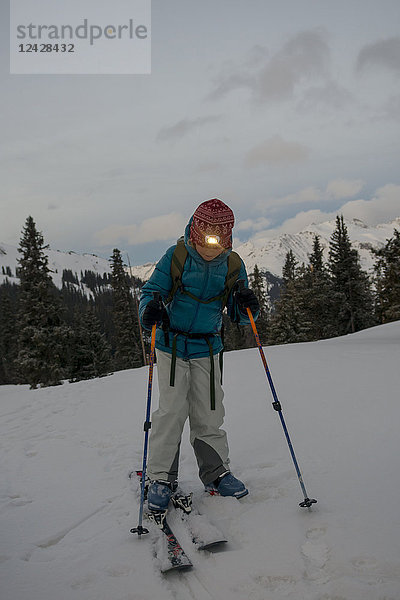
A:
1 323 400 599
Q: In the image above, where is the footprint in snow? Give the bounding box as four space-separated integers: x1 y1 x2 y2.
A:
70 574 95 590
301 526 330 583
5 494 33 508
350 556 378 571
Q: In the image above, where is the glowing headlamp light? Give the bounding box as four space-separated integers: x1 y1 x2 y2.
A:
205 234 220 246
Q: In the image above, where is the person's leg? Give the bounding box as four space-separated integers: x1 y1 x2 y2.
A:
188 354 230 485
147 350 190 484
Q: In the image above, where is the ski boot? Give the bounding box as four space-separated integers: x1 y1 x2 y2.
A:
147 480 174 512
205 471 249 499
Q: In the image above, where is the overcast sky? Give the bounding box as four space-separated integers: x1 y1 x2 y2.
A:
1 0 400 264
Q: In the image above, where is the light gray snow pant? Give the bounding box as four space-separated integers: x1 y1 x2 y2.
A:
147 349 230 485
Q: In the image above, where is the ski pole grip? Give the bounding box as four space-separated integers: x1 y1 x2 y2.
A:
152 291 163 305
151 291 164 324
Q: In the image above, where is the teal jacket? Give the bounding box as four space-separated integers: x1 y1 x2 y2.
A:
139 221 257 359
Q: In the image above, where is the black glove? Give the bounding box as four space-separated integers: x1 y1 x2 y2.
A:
236 287 259 316
142 298 165 330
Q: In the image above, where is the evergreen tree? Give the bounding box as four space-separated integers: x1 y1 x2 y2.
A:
302 235 336 340
222 313 253 352
0 290 18 383
92 289 115 354
249 264 269 344
111 249 143 370
328 215 375 335
69 306 112 382
282 249 297 282
268 251 311 344
309 234 324 273
374 229 400 323
16 216 71 388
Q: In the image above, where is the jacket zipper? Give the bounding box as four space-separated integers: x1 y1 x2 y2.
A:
188 259 210 332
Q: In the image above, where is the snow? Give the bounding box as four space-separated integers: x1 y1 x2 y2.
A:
1 321 400 599
0 242 111 290
235 216 400 277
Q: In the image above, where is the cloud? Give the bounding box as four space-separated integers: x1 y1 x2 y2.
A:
208 71 252 102
244 45 270 68
267 186 321 208
340 184 400 224
93 213 187 246
256 179 365 212
298 81 353 112
326 179 364 199
255 30 330 102
374 94 400 121
251 209 335 242
245 183 400 244
356 37 400 74
195 161 222 173
209 29 330 103
244 136 309 167
157 115 221 141
384 94 400 119
236 217 271 232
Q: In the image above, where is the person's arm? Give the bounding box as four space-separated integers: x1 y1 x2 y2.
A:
226 259 260 324
138 246 174 328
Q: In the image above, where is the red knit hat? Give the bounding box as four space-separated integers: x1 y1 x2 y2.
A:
190 199 234 248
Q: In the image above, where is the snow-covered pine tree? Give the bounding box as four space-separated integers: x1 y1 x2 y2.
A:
250 264 269 344
110 248 143 370
328 215 375 335
374 228 400 323
16 216 71 388
69 306 112 382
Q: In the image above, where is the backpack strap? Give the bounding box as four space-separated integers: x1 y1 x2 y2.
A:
166 237 187 304
220 251 242 309
170 330 219 409
166 240 242 308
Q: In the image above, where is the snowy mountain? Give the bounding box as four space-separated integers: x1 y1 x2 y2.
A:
235 217 400 277
129 216 400 281
1 320 400 599
0 243 112 294
1 217 399 291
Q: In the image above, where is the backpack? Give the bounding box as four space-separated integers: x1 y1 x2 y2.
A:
166 237 242 308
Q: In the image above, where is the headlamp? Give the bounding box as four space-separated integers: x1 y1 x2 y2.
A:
204 234 220 246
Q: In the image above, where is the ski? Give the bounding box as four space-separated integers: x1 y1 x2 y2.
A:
130 472 193 573
172 490 227 550
143 510 193 572
132 471 227 551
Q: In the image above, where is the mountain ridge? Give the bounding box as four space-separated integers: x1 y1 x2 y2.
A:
1 216 399 290
234 216 400 277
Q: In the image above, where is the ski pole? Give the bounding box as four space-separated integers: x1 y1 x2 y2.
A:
243 292 317 508
131 295 160 536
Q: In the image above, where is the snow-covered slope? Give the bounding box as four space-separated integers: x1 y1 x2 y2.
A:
0 242 111 289
1 322 400 599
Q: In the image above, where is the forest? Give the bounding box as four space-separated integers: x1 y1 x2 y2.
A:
0 215 399 388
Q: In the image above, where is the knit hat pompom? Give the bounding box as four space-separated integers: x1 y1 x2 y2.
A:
190 198 234 248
